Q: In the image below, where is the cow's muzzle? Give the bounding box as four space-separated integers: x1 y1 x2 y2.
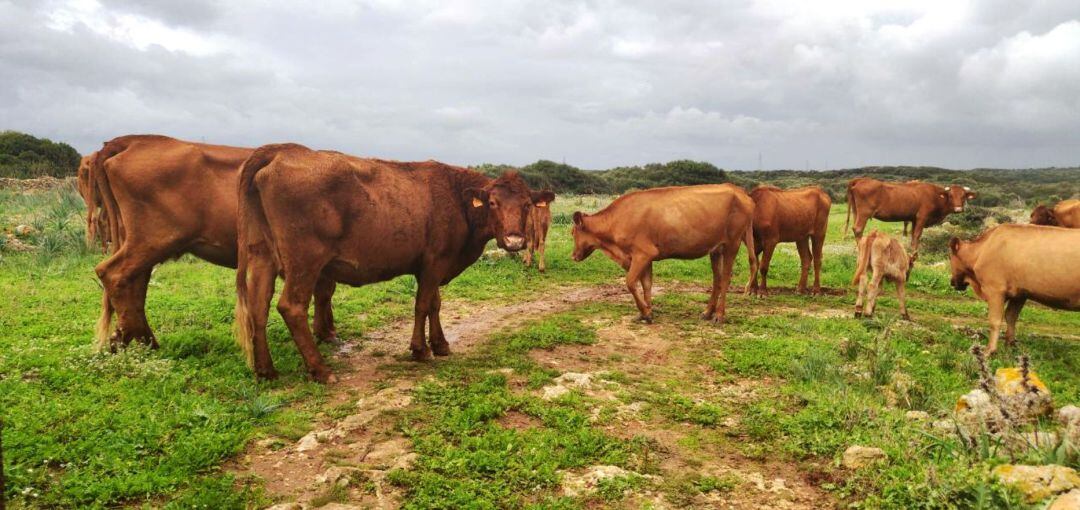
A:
954 207 963 212
951 275 968 291
504 235 525 251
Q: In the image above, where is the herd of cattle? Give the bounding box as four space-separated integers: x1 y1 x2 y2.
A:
74 135 1080 383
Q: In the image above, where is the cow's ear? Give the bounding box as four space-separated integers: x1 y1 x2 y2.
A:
965 191 976 200
939 192 947 199
464 188 489 208
572 211 585 227
532 190 555 207
949 237 961 254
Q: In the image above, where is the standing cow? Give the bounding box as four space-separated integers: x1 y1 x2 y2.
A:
522 191 555 271
845 178 975 253
234 144 550 383
746 185 831 296
76 152 108 251
569 184 757 324
852 231 913 320
1030 199 1080 228
89 135 339 350
949 224 1080 354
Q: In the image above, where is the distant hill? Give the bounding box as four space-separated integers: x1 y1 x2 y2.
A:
474 160 1079 207
0 131 81 178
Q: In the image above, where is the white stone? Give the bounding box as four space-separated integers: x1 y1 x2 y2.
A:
905 410 930 422
295 431 319 452
561 465 632 497
1049 489 1080 510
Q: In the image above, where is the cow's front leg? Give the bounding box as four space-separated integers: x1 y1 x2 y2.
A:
1003 297 1026 347
984 294 1006 355
625 256 653 323
428 287 451 356
410 279 438 360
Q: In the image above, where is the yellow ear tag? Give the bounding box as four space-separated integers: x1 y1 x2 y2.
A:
472 198 484 208
536 202 548 208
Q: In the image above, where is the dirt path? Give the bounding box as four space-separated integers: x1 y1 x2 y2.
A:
233 282 836 509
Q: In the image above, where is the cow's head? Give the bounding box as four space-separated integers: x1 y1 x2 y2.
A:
1030 204 1057 226
940 185 976 213
570 211 598 261
76 154 94 204
947 237 971 291
466 171 552 252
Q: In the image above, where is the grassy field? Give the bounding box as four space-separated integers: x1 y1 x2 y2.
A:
1 184 1078 508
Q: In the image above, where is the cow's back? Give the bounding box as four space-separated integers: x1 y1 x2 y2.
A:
100 135 251 266
753 186 830 240
1055 199 1080 228
971 224 1080 309
603 185 752 258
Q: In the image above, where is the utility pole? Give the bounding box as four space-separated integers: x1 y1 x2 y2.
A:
1 418 5 510
757 152 762 171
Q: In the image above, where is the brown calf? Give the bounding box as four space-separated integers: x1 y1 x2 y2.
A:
852 231 913 320
949 224 1080 354
1030 199 1080 228
235 144 551 382
845 178 975 253
89 135 338 350
747 185 831 295
570 184 757 324
522 191 555 271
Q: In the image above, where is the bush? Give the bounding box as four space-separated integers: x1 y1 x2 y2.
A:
0 131 81 178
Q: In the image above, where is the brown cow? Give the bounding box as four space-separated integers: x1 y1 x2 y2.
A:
851 230 913 320
746 185 831 295
234 144 551 382
845 178 975 253
570 184 757 324
1030 199 1080 228
76 152 108 250
522 192 555 271
89 135 338 350
949 224 1080 354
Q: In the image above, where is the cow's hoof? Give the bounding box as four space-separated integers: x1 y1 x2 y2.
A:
256 369 279 381
636 314 653 324
316 333 340 345
854 311 863 318
411 347 433 361
811 288 822 296
901 313 912 321
538 267 546 273
431 341 451 357
310 368 335 384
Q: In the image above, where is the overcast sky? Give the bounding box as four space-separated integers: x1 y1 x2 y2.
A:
2 0 1079 170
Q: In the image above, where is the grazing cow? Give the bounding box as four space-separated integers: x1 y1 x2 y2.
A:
89 135 338 350
570 184 757 324
234 144 550 382
1030 199 1080 228
76 152 108 251
746 185 831 295
852 230 913 320
949 224 1080 354
522 191 555 271
845 178 975 253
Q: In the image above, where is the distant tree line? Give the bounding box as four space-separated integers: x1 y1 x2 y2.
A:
476 161 1079 207
0 131 81 178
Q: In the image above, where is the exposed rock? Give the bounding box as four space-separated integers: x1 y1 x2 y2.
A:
932 418 957 434
995 367 1053 418
1049 489 1080 510
296 431 320 452
561 465 632 497
358 385 413 412
3 234 35 251
541 372 593 400
255 437 283 449
955 389 1006 434
992 464 1080 502
263 503 303 510
316 466 357 487
361 438 412 469
542 384 571 400
317 504 363 510
842 445 887 469
14 224 36 236
905 410 930 422
1061 405 1080 455
1006 431 1060 452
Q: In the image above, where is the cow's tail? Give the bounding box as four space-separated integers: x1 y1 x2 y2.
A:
234 146 281 369
844 183 855 239
743 221 758 295
89 139 133 350
851 234 872 286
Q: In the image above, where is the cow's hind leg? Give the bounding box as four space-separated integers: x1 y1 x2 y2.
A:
278 267 335 383
864 269 885 318
242 248 279 380
795 239 811 294
854 271 868 318
757 239 777 296
897 277 910 321
641 262 654 311
312 276 338 343
1004 297 1027 348
537 233 548 272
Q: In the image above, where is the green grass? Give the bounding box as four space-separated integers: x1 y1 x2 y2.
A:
2 187 1078 508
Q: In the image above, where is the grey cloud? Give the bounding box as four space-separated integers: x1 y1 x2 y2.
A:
1 0 1078 170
